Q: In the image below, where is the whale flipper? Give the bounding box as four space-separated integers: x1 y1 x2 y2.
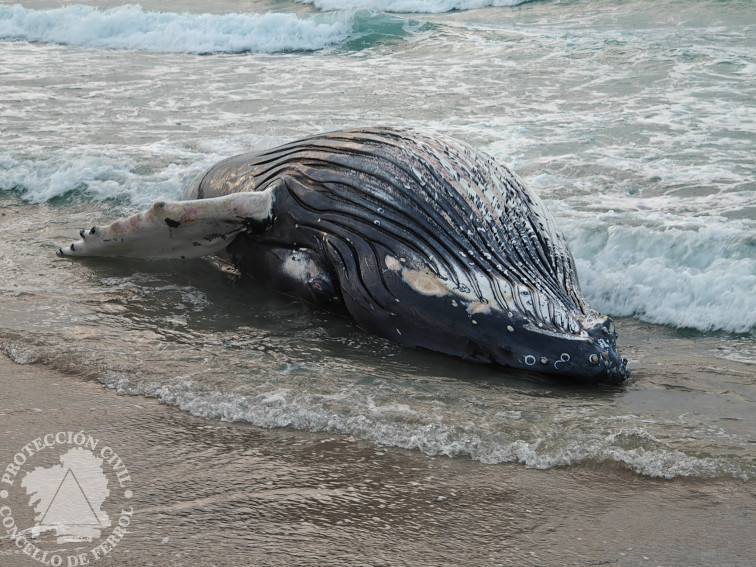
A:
58 189 275 259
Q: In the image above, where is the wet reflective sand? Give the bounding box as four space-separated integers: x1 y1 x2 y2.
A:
1 356 752 567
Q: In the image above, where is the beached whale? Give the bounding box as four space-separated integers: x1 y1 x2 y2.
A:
59 128 629 383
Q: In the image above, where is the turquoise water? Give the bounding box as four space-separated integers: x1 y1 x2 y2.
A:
0 0 754 480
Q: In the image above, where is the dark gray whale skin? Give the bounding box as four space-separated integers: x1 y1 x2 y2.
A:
184 128 629 383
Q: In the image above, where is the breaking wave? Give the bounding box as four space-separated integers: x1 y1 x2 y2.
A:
563 212 756 334
296 0 533 14
0 4 368 53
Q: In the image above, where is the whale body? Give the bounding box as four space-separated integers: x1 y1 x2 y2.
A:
60 128 629 383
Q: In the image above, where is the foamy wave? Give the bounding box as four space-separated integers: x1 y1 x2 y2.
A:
0 4 354 53
0 147 199 207
99 375 752 481
297 0 530 13
562 212 756 334
0 138 286 207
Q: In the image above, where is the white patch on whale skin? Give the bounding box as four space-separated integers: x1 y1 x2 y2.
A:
384 254 450 297
384 255 402 271
467 301 491 315
58 189 275 259
280 249 325 285
400 269 450 297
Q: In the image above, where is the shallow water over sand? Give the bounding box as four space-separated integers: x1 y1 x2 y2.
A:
1 201 753 481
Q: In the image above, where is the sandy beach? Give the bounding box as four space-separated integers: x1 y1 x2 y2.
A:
0 354 752 567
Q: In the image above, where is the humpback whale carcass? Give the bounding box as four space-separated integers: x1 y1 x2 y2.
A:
59 128 630 383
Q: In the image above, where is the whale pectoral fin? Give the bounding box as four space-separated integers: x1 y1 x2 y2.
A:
58 189 275 259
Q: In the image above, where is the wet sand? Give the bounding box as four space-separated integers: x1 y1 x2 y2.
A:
0 354 752 567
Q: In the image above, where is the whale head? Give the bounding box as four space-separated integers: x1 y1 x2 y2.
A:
505 312 630 383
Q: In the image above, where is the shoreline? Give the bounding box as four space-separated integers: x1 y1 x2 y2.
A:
0 354 753 566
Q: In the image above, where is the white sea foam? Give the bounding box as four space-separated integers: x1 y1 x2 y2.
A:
96 373 752 481
0 148 198 207
562 212 756 334
0 4 354 53
297 0 530 13
0 137 282 207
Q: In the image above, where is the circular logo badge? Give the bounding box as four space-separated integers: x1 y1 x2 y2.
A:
1 431 134 565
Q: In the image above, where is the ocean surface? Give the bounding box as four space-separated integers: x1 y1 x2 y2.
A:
1 0 754 490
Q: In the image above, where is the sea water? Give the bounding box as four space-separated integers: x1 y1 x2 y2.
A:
0 0 754 484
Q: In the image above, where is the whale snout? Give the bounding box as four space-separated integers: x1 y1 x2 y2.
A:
586 316 630 384
491 312 629 384
601 344 629 383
